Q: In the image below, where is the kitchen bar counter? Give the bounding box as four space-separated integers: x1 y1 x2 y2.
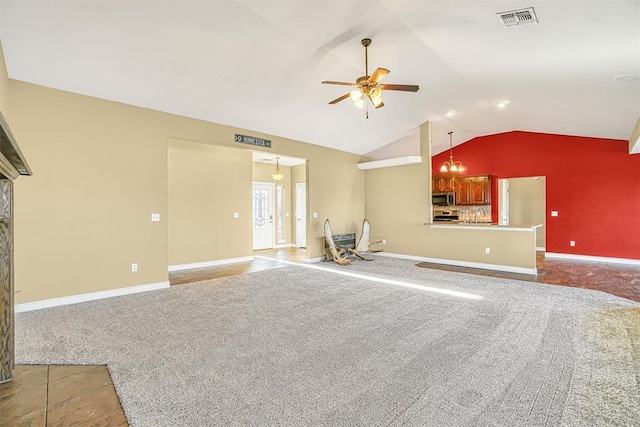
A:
425 222 541 275
430 222 543 231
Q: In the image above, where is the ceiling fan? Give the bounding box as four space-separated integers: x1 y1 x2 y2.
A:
321 38 419 116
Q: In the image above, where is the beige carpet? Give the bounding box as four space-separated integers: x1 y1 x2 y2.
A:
15 256 640 426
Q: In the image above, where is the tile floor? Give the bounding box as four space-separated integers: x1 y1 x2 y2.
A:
416 252 640 303
0 364 127 426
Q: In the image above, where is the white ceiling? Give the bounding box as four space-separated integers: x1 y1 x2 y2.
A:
251 151 305 167
0 1 638 156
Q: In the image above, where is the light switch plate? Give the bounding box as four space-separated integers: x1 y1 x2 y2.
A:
313 212 318 219
233 212 239 218
151 213 160 222
551 211 558 217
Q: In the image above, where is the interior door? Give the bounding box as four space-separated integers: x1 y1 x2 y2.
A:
498 179 510 225
252 182 274 250
296 182 307 248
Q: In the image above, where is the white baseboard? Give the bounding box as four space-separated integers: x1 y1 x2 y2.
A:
545 252 640 266
168 256 254 272
307 256 324 263
376 252 537 275
274 243 294 249
15 281 170 313
536 246 546 252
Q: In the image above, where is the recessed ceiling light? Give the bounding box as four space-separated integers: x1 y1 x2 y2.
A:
494 100 510 109
614 74 640 82
445 110 456 117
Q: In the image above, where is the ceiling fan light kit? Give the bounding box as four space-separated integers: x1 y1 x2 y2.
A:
321 38 419 117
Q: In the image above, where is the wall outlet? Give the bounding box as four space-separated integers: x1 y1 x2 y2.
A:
382 239 387 245
233 212 239 218
551 211 559 217
485 247 491 254
313 212 318 218
151 213 160 222
570 241 575 247
131 263 138 272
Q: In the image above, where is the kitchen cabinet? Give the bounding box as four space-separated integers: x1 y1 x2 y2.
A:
432 176 455 193
433 174 491 205
454 175 491 205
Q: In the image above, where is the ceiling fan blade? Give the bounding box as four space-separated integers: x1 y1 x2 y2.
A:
321 81 354 86
379 84 420 92
329 93 350 105
368 68 390 84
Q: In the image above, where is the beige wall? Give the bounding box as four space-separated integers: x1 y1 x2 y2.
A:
7 79 364 303
168 140 252 266
252 161 292 245
364 122 537 270
630 118 640 153
0 42 8 119
508 177 546 247
308 155 364 244
9 83 169 303
364 122 431 253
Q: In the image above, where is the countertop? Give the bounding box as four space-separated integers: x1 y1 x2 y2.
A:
430 222 543 231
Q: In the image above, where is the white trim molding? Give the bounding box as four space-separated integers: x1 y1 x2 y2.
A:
357 156 422 170
15 281 170 313
307 256 325 263
536 246 546 252
274 243 294 249
545 252 640 266
376 252 537 275
168 256 254 272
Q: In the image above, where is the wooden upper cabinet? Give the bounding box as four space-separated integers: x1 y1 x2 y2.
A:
432 176 455 193
469 176 490 205
437 174 491 205
454 179 469 205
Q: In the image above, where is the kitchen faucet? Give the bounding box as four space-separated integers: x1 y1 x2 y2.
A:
474 206 487 224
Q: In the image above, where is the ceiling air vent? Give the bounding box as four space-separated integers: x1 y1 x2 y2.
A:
497 7 538 28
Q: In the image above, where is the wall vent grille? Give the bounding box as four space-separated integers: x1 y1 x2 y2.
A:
497 7 538 28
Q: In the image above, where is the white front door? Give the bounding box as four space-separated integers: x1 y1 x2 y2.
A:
296 182 307 248
252 182 275 250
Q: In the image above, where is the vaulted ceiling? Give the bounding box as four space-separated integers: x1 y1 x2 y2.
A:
1 1 638 157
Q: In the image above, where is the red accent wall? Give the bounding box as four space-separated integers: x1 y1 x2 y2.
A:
431 131 640 260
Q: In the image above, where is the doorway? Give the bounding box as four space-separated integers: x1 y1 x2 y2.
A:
296 182 307 248
252 182 275 250
498 176 546 249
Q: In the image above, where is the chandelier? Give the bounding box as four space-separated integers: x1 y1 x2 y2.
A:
271 157 284 181
439 131 465 173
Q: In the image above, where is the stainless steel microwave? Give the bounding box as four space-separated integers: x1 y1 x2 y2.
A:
432 192 455 206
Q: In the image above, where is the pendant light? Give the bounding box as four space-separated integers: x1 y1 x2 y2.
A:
271 157 284 181
440 131 465 173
